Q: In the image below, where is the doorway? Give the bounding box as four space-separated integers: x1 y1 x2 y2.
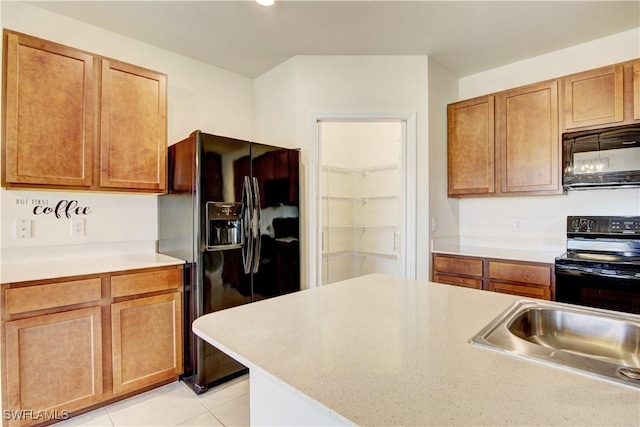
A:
312 115 416 286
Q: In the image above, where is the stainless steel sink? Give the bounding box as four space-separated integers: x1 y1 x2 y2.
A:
470 300 640 388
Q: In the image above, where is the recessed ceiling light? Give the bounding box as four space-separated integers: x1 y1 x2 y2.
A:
256 0 275 6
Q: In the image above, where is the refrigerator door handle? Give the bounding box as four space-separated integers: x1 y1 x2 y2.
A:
251 177 262 273
242 176 254 274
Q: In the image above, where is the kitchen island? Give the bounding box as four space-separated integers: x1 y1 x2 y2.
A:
193 274 640 426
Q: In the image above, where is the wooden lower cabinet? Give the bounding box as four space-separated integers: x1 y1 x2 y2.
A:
1 265 183 427
111 292 182 395
634 60 640 121
488 260 553 300
432 253 554 300
5 307 103 426
432 254 484 290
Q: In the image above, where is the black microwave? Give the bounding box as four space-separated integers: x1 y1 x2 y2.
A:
563 124 640 190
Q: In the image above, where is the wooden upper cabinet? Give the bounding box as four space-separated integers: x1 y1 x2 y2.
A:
2 31 95 188
100 60 167 192
1 30 167 193
496 80 560 194
446 59 639 198
563 64 624 130
634 60 640 121
447 96 495 196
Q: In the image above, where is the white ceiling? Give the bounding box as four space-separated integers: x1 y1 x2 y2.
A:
27 1 640 79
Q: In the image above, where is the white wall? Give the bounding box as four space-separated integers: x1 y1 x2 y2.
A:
253 59 298 149
0 2 254 259
454 28 640 248
254 55 430 283
459 29 640 99
427 58 459 240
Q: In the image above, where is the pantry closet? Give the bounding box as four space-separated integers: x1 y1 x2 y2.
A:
319 121 403 285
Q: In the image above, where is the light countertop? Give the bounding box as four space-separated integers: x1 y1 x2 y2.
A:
431 239 563 264
1 252 185 284
193 274 640 426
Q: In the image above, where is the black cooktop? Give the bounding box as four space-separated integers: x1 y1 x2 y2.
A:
556 251 640 275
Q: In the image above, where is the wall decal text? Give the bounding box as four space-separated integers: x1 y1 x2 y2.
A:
32 199 93 219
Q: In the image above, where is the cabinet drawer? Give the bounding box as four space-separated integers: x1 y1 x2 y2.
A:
111 268 181 298
433 274 483 290
433 255 483 277
488 261 551 286
5 278 102 315
489 281 551 300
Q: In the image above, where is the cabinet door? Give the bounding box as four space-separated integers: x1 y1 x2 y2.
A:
2 31 95 188
634 60 640 121
497 80 560 193
5 307 103 420
564 64 624 129
447 96 495 196
100 59 167 192
111 292 182 395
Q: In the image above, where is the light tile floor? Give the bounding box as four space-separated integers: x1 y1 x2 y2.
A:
58 376 250 427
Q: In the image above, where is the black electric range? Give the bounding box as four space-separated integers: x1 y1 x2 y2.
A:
555 216 640 314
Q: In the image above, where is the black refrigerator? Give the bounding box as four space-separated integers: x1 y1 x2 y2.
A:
158 130 300 394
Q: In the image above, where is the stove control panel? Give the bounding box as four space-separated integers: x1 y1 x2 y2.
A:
568 216 640 235
610 219 640 232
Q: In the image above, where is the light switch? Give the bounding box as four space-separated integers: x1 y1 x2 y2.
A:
15 219 32 239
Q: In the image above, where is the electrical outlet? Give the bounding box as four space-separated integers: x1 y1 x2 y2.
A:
513 217 523 232
71 218 85 236
431 216 438 232
15 219 32 239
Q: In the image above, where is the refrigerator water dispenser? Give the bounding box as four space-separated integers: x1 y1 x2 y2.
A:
206 202 243 250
